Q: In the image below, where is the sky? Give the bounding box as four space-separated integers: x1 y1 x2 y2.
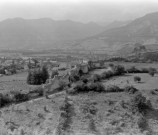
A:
0 0 158 23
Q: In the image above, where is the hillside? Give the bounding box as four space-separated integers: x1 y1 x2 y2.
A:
75 12 158 52
0 18 104 50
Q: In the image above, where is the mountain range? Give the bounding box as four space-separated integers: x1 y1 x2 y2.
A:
74 12 158 53
0 18 104 50
0 12 158 52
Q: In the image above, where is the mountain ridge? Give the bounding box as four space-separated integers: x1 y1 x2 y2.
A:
75 11 158 52
0 18 105 50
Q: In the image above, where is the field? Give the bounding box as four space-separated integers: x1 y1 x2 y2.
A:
1 62 158 134
1 85 158 134
105 62 158 70
103 73 158 90
0 71 38 93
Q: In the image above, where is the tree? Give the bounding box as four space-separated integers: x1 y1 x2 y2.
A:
27 66 49 85
51 70 59 78
41 66 49 83
134 76 141 83
113 65 125 75
27 71 35 85
148 67 157 77
92 74 101 82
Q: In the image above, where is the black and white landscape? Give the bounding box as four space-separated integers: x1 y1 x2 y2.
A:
1 0 158 135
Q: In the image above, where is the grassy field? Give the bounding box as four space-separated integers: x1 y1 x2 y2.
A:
103 73 158 90
1 87 158 135
1 63 158 134
105 62 158 70
0 71 38 93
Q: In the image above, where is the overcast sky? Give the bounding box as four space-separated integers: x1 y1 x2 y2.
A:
0 0 158 23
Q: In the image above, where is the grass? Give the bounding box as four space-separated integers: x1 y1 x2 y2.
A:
102 73 158 90
0 71 38 94
1 62 158 134
0 86 158 134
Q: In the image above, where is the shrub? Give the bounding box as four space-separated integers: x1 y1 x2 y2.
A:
105 85 122 93
32 87 44 96
9 68 16 74
69 74 80 83
72 82 105 94
148 67 157 77
58 80 67 91
140 68 149 73
109 63 114 67
134 76 141 83
27 66 49 85
149 71 155 77
113 65 125 75
129 92 152 114
57 96 74 134
0 68 5 74
124 86 138 94
0 93 14 107
150 90 157 95
41 66 49 83
92 74 101 82
127 66 140 73
101 70 113 79
11 91 29 103
87 82 105 92
137 116 149 132
81 76 88 84
51 70 59 78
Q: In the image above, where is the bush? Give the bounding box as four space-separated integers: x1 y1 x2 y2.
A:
57 96 74 134
0 68 5 74
101 70 113 79
27 66 49 85
31 87 44 96
92 74 101 82
109 63 114 67
88 82 105 92
149 71 155 77
140 68 149 73
129 92 152 114
58 80 67 91
80 76 88 84
134 76 141 83
11 91 29 103
113 65 125 75
124 86 138 94
105 85 123 93
148 67 157 77
137 116 148 132
69 74 80 83
9 68 16 74
101 65 125 80
51 70 59 78
0 93 14 107
72 82 105 94
127 66 140 73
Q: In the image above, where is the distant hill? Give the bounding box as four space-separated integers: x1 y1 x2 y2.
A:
75 12 158 52
1 12 158 52
104 20 131 30
0 18 104 50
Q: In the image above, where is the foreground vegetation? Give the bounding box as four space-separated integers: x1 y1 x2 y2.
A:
1 60 158 134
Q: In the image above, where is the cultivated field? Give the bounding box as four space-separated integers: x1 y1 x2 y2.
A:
1 62 158 135
105 62 158 70
103 73 158 90
0 71 38 93
1 87 158 135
